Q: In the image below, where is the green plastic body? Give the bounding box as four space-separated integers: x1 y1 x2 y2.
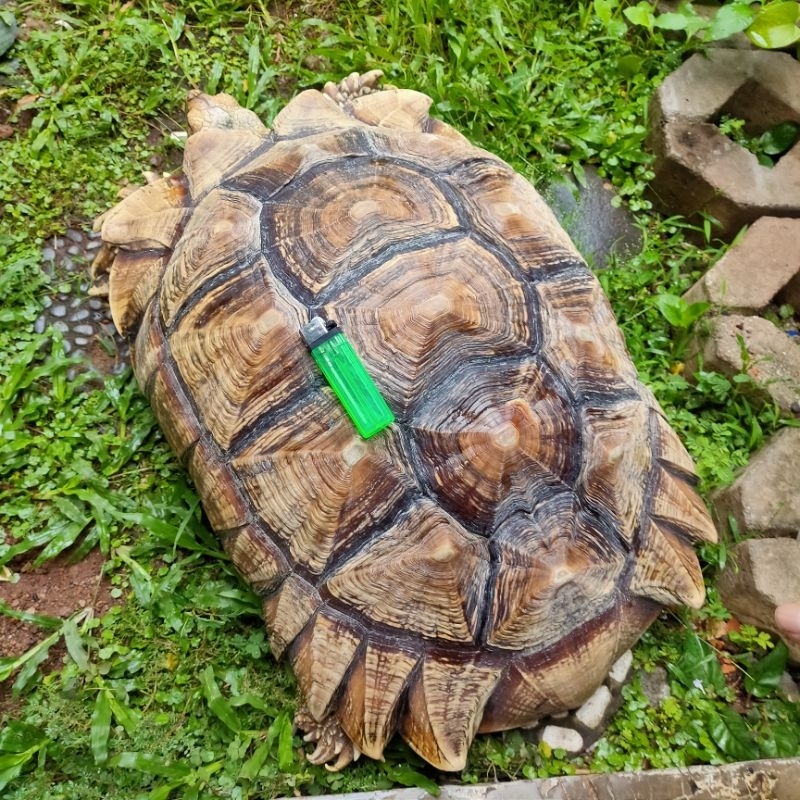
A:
309 332 395 439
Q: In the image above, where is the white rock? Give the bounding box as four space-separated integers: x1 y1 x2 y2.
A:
574 685 613 730
608 650 633 686
539 725 584 754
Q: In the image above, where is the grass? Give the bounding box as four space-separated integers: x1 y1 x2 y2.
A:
1 0 798 797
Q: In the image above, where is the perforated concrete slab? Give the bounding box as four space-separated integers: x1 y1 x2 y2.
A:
648 49 800 240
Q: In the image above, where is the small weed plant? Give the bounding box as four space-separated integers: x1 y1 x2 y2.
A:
1 0 798 797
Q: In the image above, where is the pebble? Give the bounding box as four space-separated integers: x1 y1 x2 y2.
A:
69 308 89 322
73 324 94 336
778 671 800 702
639 666 671 706
575 685 612 730
51 304 67 318
608 650 633 686
539 725 585 754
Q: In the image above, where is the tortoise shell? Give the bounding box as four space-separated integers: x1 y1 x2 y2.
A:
93 71 717 771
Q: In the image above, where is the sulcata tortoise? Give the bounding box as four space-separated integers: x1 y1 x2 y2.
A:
92 71 717 772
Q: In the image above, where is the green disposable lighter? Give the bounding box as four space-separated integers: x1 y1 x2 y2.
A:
300 317 395 439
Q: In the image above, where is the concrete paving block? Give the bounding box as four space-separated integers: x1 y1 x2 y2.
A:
307 758 800 800
685 313 800 414
684 217 800 312
648 49 800 240
717 537 800 662
712 426 800 538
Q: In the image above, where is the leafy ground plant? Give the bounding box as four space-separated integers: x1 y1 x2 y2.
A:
1 1 798 797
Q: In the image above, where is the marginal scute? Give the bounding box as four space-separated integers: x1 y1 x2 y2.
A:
400 654 501 771
271 89 355 137
648 458 718 544
233 403 414 574
290 610 363 722
168 261 312 450
488 498 625 650
131 301 167 389
348 88 433 131
338 639 420 760
184 127 269 199
148 363 203 462
221 524 290 596
188 440 250 531
98 173 190 249
479 604 628 732
325 500 490 643
327 237 531 414
263 575 321 659
410 359 576 531
629 520 706 608
186 90 268 135
108 249 169 335
578 400 651 543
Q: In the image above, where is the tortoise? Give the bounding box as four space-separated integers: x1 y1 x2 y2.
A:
92 71 717 772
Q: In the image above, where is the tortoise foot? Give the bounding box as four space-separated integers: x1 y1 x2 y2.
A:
295 705 361 772
323 70 385 105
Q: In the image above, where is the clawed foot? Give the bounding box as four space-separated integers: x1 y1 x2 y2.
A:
323 70 385 106
294 705 361 772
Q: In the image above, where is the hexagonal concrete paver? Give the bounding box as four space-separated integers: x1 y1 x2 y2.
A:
648 49 800 240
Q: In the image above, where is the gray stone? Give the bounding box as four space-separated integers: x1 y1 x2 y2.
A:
685 313 800 414
639 665 671 706
607 650 633 686
648 49 800 240
538 725 584 754
778 671 800 702
302 758 800 800
684 217 800 312
778 270 800 313
544 166 642 270
50 304 67 318
713 427 800 538
717 537 800 662
574 685 612 730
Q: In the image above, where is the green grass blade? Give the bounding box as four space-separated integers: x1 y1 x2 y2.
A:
91 689 113 764
200 665 241 734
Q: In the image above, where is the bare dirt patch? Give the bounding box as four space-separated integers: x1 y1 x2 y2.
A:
0 548 117 713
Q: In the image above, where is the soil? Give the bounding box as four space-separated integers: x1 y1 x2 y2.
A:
0 548 117 715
